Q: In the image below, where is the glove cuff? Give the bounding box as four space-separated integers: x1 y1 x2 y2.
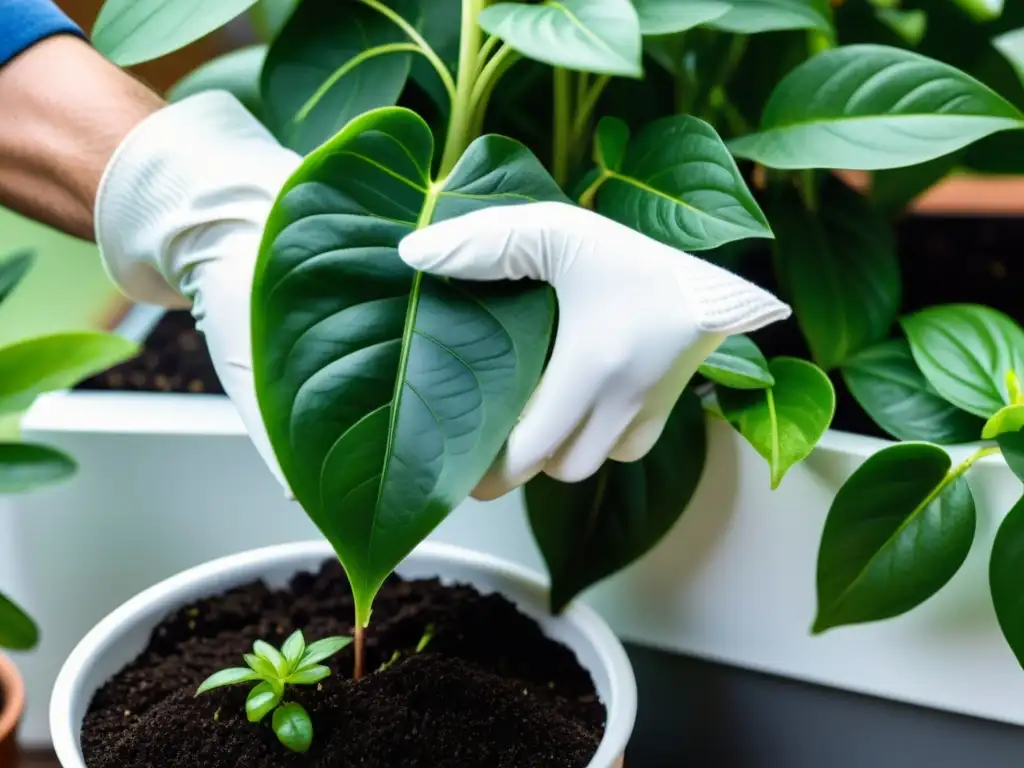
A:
94 91 301 308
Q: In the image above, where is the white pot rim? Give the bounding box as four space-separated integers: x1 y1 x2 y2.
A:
51 540 636 768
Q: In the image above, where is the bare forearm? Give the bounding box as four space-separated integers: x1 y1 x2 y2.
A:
0 35 163 240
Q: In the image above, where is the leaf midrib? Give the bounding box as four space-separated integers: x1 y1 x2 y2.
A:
606 170 764 231
739 111 1022 140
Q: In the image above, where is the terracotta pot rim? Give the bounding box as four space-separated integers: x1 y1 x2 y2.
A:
0 650 25 746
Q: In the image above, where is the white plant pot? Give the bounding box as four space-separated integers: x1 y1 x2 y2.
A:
50 540 635 768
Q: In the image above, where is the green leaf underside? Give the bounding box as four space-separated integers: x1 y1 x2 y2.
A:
718 357 835 489
997 431 1024 483
478 0 644 77
169 46 268 120
729 45 1024 170
842 339 984 444
708 0 834 35
815 442 976 632
769 179 899 371
901 304 1024 419
0 251 34 307
262 0 412 154
253 108 565 627
991 495 1024 669
700 334 774 389
984 404 1024 440
526 391 707 612
0 591 38 651
633 0 730 35
92 0 260 66
595 115 773 251
0 443 77 493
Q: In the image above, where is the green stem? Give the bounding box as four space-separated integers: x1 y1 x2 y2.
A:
553 67 573 187
577 169 610 209
474 34 502 79
438 0 486 177
572 75 611 137
467 44 518 135
799 169 818 212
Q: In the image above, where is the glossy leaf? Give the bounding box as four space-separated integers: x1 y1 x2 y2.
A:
729 45 1024 171
594 117 630 173
168 46 268 121
842 339 984 445
768 179 899 371
998 430 1024 483
281 630 306 666
195 667 260 696
92 0 260 66
984 405 1024 440
254 639 287 676
246 682 281 723
253 108 565 628
0 332 138 416
718 357 836 489
300 636 353 668
594 115 773 251
901 304 1024 419
526 390 706 612
708 0 833 35
273 702 313 754
633 0 730 35
244 653 278 680
262 0 412 153
0 443 77 494
699 335 774 390
478 0 643 77
992 495 1024 668
814 442 976 632
0 251 34 308
287 665 332 685
0 592 38 651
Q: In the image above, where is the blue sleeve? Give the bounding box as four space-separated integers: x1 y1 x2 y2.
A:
0 0 84 68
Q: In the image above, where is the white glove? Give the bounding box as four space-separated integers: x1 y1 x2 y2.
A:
399 203 791 500
94 91 301 489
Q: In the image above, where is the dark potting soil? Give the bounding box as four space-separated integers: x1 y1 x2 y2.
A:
80 560 605 768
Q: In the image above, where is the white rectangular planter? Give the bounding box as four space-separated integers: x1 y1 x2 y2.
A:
6 304 1024 745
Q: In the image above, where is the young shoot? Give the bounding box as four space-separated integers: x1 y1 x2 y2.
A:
195 630 351 753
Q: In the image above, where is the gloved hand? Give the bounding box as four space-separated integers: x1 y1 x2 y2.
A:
94 91 301 489
399 203 791 501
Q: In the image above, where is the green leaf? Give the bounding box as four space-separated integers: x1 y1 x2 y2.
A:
299 636 353 668
0 591 38 651
593 115 773 251
526 390 707 612
287 665 332 685
768 178 899 371
901 304 1024 419
398 0 461 113
478 0 643 77
984 405 1024 440
708 0 834 35
168 46 268 122
253 107 565 629
842 339 984 444
261 0 412 154
0 443 77 494
633 0 730 35
273 703 313 754
248 0 299 40
954 0 1004 23
699 334 774 390
245 682 281 723
997 430 1024 483
195 667 261 696
280 630 306 667
0 332 139 416
718 357 836 489
814 442 976 632
92 0 260 66
243 653 278 680
870 151 964 214
254 639 288 676
594 117 630 173
729 45 1024 171
991 494 1024 668
875 8 927 46
0 251 34 308
995 28 1024 88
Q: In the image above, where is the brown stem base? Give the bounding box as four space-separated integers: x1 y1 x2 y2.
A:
354 624 365 681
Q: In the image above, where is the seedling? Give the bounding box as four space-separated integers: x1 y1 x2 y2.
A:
195 631 350 753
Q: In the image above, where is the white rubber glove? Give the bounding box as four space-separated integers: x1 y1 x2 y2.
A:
94 91 302 489
399 203 792 500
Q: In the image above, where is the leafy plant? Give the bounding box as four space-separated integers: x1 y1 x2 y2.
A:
92 0 1024 678
0 251 138 651
195 631 351 753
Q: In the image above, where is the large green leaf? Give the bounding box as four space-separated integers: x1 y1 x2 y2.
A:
478 0 643 77
0 592 37 651
901 304 1024 419
768 179 899 371
262 0 412 154
526 390 706 612
0 444 76 494
997 430 1024 483
0 332 139 416
633 0 730 35
718 357 835 488
252 108 567 627
708 0 833 35
92 0 260 66
814 442 976 633
842 339 984 444
991 494 1024 667
729 45 1024 170
591 116 773 251
699 334 774 390
0 250 34 308
168 46 268 121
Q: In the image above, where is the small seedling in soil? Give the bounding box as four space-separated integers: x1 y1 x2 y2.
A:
195 630 350 753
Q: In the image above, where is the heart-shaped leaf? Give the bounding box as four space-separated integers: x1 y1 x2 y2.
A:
842 339 984 444
814 442 976 633
0 591 38 651
633 0 730 35
525 390 706 612
708 0 834 35
169 46 268 122
253 108 565 627
478 0 643 77
93 0 260 66
991 494 1024 667
0 443 77 493
901 304 1024 419
592 115 773 251
729 45 1024 170
718 357 835 489
998 430 1024 483
0 251 34 308
262 0 413 153
768 178 900 371
699 334 774 390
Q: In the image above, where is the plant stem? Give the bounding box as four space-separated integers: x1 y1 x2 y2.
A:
553 67 573 187
467 44 518 135
799 169 818 212
474 34 501 79
438 0 486 177
353 624 366 680
577 170 610 209
572 75 611 137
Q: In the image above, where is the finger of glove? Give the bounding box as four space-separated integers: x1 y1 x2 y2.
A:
609 407 674 463
471 447 535 501
544 397 642 484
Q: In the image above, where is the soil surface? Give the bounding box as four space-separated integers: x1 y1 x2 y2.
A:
81 561 605 768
